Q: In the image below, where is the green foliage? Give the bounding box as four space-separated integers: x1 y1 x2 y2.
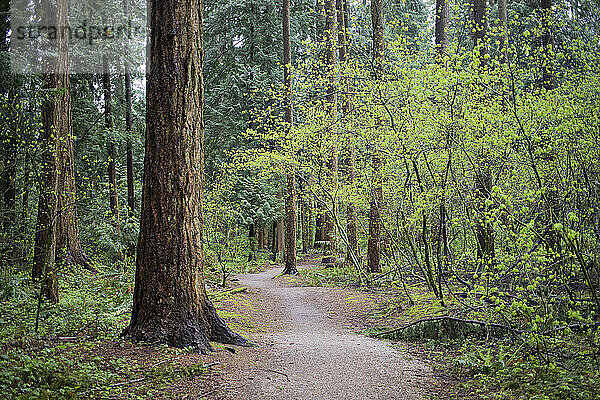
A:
0 347 211 400
452 341 600 400
0 262 133 343
0 349 103 400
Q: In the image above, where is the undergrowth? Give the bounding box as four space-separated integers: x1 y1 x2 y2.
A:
0 258 249 400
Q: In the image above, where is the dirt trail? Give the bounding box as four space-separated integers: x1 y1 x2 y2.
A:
216 267 432 400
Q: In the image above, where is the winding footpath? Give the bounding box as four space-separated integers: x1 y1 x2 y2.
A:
216 267 432 400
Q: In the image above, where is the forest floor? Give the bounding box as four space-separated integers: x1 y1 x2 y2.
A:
201 261 451 400
1 258 463 399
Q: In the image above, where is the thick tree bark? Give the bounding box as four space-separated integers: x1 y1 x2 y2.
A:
124 0 246 352
367 0 384 274
282 0 297 275
103 55 119 224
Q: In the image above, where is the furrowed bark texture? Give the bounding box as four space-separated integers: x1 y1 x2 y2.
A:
124 0 246 352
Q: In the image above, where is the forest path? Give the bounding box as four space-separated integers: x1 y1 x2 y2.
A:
215 266 432 400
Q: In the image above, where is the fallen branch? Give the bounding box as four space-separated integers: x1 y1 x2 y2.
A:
373 316 523 337
39 336 87 342
202 361 221 369
542 323 600 336
109 377 146 387
150 357 179 369
258 368 290 382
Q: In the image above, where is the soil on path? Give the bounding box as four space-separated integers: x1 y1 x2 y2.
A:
211 266 433 400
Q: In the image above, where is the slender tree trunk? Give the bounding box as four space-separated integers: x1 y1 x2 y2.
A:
282 0 297 274
124 0 246 352
314 212 324 248
125 71 134 217
322 0 338 265
124 0 135 259
277 212 284 261
498 0 507 61
540 0 554 89
124 0 135 220
470 0 495 269
1 140 16 233
367 0 384 274
301 194 309 253
471 0 487 61
435 0 449 57
21 151 30 251
103 55 120 224
337 0 358 264
248 223 256 261
271 221 277 260
474 166 495 268
257 228 262 251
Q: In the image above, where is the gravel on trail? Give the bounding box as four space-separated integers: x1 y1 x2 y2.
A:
216 267 432 400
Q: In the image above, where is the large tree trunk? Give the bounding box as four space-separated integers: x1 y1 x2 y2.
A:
282 0 297 275
367 0 384 274
124 0 246 352
103 55 119 224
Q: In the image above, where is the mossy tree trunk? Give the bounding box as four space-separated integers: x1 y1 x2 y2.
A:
33 0 89 302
